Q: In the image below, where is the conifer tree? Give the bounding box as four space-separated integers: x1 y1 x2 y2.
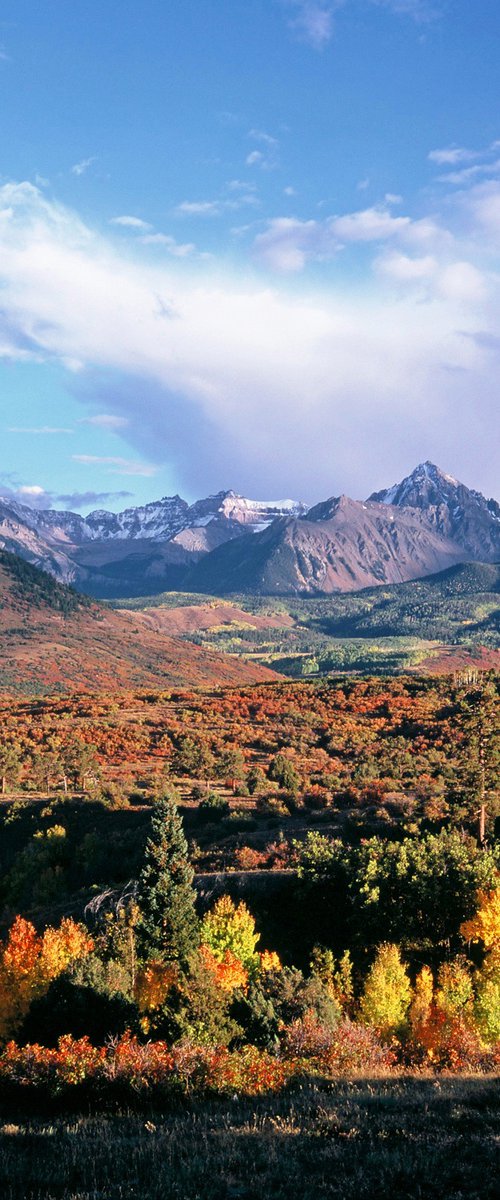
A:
136 794 199 965
457 680 500 843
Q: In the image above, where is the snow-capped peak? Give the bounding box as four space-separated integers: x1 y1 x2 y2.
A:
367 462 500 560
1 489 308 547
369 462 462 508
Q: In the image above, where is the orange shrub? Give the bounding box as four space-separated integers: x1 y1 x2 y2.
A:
199 944 249 994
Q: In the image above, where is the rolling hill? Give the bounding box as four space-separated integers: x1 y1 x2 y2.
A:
0 550 279 694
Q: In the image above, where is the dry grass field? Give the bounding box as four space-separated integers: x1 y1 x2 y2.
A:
0 1075 498 1200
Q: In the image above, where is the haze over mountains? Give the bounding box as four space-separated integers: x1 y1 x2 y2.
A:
1 463 498 598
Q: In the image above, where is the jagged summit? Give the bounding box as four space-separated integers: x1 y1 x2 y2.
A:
368 461 500 564
306 494 365 523
369 461 462 508
0 489 306 547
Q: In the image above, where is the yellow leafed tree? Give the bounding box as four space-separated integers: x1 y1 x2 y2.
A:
359 943 412 1040
460 882 500 953
461 881 500 1045
200 895 260 972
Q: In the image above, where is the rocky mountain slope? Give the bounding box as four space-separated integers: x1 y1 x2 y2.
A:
0 464 498 598
186 494 469 596
369 461 500 563
0 491 307 593
1 491 305 546
0 550 279 693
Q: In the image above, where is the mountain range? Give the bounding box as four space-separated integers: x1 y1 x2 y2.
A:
1 462 498 598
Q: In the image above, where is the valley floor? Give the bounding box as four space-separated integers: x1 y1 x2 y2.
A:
0 1075 498 1199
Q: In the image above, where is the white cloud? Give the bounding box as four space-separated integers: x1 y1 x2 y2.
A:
7 425 73 434
253 217 335 271
246 129 279 170
403 217 446 246
176 192 258 217
227 179 258 192
281 0 439 49
437 159 500 187
466 181 500 241
246 149 278 171
375 251 487 303
437 165 485 186
283 2 339 48
81 414 129 430
370 0 438 18
246 151 264 168
72 455 158 477
429 146 478 166
332 205 411 241
71 157 96 177
110 215 152 230
0 479 55 509
248 129 279 147
0 478 134 511
17 484 46 497
140 233 196 257
375 251 437 281
437 261 487 303
0 181 497 500
429 142 500 190
253 204 428 272
176 200 221 217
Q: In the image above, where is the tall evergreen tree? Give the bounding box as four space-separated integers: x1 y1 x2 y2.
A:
457 679 500 844
136 794 199 965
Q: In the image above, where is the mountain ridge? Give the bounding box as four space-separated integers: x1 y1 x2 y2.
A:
1 463 498 598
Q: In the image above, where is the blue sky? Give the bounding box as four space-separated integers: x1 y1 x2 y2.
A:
0 0 499 509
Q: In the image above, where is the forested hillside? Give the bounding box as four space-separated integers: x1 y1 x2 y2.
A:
116 562 500 677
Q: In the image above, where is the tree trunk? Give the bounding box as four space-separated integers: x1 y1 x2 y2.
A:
478 718 486 845
479 804 486 847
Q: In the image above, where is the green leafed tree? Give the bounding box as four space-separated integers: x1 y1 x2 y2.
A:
171 735 215 791
268 752 300 794
0 743 21 795
135 794 199 966
217 747 246 792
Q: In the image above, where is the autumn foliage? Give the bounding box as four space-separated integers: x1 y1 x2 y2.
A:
0 673 497 1100
0 916 92 1039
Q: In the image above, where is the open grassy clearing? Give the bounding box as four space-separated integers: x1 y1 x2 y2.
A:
0 1076 498 1199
